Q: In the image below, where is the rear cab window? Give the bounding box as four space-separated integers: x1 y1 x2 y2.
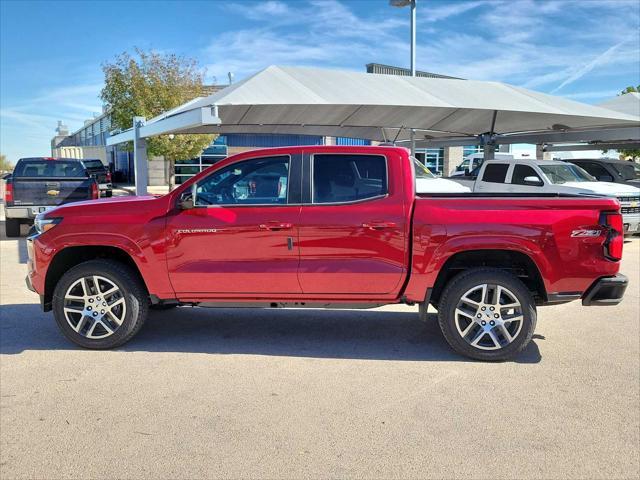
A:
480 163 509 183
312 154 387 204
14 159 87 178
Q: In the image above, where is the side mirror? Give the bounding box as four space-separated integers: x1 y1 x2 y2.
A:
464 168 470 176
179 197 194 210
178 184 196 209
523 176 543 186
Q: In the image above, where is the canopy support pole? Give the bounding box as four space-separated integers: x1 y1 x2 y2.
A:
133 116 148 196
410 129 416 156
483 110 498 161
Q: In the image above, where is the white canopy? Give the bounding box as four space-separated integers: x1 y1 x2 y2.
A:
598 92 640 118
107 65 639 146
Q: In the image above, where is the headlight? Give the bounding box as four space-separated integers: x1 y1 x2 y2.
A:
34 214 62 234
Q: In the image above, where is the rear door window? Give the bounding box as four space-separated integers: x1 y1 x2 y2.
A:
481 163 509 183
312 154 387 204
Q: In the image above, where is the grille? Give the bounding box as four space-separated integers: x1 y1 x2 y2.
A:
621 207 640 214
617 196 640 203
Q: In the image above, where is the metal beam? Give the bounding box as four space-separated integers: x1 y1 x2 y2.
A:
545 142 640 152
411 125 640 148
107 107 221 146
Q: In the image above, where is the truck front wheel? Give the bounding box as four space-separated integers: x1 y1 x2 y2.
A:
52 259 148 349
437 268 536 361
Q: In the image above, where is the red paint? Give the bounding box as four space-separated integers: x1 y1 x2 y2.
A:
28 146 624 307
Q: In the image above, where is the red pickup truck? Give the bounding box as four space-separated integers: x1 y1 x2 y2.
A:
26 146 628 361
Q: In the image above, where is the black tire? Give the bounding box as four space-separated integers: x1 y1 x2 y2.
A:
105 190 113 198
5 218 20 237
437 268 537 361
52 259 148 349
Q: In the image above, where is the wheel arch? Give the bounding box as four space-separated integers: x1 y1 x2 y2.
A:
428 249 547 308
44 245 147 311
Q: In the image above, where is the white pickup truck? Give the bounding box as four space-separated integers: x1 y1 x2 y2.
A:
453 158 640 234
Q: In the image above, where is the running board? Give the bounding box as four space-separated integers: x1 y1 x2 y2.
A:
195 301 388 309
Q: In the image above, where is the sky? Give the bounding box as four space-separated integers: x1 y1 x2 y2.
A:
1 0 639 162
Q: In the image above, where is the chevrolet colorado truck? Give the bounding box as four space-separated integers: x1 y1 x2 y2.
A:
4 157 99 237
25 146 628 361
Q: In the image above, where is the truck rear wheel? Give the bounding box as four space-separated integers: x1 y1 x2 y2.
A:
52 259 148 349
5 218 20 237
437 268 536 361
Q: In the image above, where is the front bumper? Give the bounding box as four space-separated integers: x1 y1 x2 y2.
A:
582 274 628 306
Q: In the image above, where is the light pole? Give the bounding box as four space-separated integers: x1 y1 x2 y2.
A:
390 0 416 77
390 0 417 156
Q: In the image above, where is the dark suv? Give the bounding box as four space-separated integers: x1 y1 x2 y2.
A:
564 158 640 188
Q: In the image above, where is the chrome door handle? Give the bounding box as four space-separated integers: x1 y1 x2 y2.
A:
362 221 397 230
259 222 293 231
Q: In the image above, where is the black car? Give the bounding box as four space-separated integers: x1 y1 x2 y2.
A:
563 158 640 188
81 159 113 197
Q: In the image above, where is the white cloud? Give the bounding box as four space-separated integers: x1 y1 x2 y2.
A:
0 82 103 161
205 0 639 93
551 39 631 93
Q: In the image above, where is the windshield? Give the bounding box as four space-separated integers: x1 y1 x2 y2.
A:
539 164 595 184
412 157 436 179
611 162 640 180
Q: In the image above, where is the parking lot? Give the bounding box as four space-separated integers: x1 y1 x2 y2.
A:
1 214 638 479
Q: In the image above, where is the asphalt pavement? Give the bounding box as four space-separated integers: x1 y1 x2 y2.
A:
1 215 638 479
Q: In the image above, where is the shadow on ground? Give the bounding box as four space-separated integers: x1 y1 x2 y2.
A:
0 303 542 363
0 221 29 264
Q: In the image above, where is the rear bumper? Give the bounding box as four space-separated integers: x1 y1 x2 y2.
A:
582 274 628 306
5 205 57 220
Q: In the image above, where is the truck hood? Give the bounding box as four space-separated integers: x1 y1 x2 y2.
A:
416 177 472 193
560 182 640 196
46 195 161 216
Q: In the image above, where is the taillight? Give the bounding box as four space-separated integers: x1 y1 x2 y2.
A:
91 181 99 199
106 171 112 182
601 211 623 261
4 182 13 203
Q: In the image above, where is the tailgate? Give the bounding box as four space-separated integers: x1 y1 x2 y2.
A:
12 178 94 206
86 167 108 183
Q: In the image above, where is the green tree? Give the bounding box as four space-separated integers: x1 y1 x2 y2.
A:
0 154 13 172
101 49 215 186
620 85 639 95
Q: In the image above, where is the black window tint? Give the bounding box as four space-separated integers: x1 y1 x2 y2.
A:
511 165 541 185
313 154 386 203
481 163 509 183
14 160 86 177
580 162 613 181
195 156 289 206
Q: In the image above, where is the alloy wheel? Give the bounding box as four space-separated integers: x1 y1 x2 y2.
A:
62 275 126 339
454 283 524 350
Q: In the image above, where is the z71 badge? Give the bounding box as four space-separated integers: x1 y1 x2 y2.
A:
571 229 602 238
